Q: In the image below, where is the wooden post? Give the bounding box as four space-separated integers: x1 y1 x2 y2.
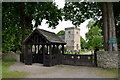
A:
38 45 39 54
24 44 27 64
42 44 45 66
62 44 64 54
49 44 52 66
57 44 60 64
30 44 33 64
35 45 36 54
94 48 98 67
25 44 32 65
74 51 77 66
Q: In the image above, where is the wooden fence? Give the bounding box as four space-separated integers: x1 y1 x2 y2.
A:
20 51 96 67
62 54 95 66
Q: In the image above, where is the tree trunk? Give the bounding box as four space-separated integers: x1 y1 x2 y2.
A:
108 3 118 51
102 2 118 51
19 3 26 56
107 2 113 51
102 3 108 51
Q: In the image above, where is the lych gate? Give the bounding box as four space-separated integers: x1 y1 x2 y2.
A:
20 28 96 67
22 29 66 67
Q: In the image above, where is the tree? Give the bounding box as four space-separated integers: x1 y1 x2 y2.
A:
2 26 22 52
64 2 101 26
57 30 65 36
2 2 63 52
63 2 119 51
116 21 120 49
80 36 87 49
102 3 118 51
86 20 103 50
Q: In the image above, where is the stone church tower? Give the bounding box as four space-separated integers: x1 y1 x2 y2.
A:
65 27 81 51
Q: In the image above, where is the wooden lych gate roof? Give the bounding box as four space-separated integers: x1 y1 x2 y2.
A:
23 29 66 44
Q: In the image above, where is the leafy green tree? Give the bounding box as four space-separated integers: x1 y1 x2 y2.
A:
64 2 101 26
2 26 22 52
86 20 103 50
57 30 65 36
80 36 87 49
2 2 63 52
87 35 103 49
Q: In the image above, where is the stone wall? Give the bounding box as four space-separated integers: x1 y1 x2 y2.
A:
97 51 119 68
2 51 21 62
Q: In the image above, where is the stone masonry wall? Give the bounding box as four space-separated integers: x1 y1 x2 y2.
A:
3 51 21 62
97 51 119 68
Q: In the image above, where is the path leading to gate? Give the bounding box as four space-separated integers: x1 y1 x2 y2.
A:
9 62 118 78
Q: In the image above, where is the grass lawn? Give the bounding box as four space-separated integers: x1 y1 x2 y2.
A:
90 68 119 78
80 50 91 54
2 59 29 78
65 50 91 54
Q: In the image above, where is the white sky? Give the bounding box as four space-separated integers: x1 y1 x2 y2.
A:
37 0 90 40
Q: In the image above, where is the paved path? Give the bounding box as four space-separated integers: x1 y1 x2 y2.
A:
9 62 118 78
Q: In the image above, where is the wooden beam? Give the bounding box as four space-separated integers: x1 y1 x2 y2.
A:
30 44 32 54
53 44 55 54
35 45 36 54
37 35 38 43
42 44 45 65
38 45 39 54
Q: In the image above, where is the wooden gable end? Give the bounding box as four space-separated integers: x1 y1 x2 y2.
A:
23 29 50 45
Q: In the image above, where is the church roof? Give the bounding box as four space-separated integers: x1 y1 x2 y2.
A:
58 35 65 41
65 27 80 30
23 29 66 44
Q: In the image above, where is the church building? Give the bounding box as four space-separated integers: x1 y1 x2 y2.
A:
59 27 81 51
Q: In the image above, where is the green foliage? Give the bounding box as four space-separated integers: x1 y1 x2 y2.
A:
2 2 63 29
57 30 65 36
2 2 63 52
86 21 102 40
2 27 22 52
86 20 103 49
64 2 102 26
87 35 103 49
80 36 87 49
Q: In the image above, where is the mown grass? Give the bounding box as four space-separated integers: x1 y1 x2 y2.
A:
65 50 91 54
98 68 119 78
80 50 90 54
2 59 29 78
88 67 119 78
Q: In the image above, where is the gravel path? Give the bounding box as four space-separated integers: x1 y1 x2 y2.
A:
9 62 118 78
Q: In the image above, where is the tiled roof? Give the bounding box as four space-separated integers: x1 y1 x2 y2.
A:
24 29 66 44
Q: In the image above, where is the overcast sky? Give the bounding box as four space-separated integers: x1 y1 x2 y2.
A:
37 0 90 40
